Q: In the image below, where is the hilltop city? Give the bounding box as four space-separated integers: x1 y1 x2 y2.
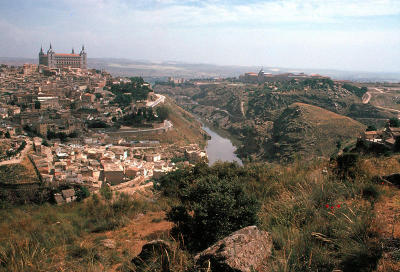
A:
0 45 207 204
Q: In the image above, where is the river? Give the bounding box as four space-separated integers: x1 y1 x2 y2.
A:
202 125 243 166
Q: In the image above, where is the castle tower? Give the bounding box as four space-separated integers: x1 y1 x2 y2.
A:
39 45 47 66
79 45 87 69
47 43 56 68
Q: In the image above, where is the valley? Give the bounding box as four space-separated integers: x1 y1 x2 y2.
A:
154 78 399 163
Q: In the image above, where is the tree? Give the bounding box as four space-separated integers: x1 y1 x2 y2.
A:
34 101 41 109
76 186 90 201
366 125 377 131
166 171 259 252
5 131 10 138
156 106 170 122
389 118 400 128
95 93 102 100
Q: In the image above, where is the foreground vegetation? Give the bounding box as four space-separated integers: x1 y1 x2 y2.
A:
0 190 161 271
154 157 386 271
2 153 400 271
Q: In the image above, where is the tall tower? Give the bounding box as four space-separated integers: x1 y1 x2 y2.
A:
47 43 56 68
79 45 87 69
38 45 45 65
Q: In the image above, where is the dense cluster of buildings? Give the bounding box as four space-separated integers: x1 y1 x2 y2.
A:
31 137 177 188
0 57 208 203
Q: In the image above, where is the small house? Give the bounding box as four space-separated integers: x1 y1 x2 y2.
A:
61 188 76 203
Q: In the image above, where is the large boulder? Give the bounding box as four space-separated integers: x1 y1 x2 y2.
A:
194 226 272 272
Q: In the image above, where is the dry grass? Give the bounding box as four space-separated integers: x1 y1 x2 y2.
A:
0 140 11 157
272 103 366 161
0 156 40 184
0 192 166 271
243 158 382 271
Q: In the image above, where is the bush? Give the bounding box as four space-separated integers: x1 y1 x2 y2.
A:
164 163 260 252
76 186 90 201
390 118 400 128
100 185 113 200
336 153 359 178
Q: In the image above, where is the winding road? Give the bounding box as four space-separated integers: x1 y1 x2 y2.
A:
362 87 400 118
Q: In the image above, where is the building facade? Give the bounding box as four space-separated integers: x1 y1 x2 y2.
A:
39 44 87 69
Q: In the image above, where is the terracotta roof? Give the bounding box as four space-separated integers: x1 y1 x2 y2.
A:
55 54 80 57
62 189 76 198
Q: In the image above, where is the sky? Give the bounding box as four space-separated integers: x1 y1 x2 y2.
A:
0 0 399 72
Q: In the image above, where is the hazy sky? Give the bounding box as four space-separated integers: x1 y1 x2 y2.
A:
0 0 399 72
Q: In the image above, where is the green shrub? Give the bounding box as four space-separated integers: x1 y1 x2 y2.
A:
164 163 259 252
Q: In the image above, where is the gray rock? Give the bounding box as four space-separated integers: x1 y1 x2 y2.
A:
194 226 272 272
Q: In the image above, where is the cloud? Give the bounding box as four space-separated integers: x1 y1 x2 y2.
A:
0 0 399 72
55 0 400 28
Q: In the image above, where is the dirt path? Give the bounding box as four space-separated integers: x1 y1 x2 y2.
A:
363 92 372 104
362 87 400 118
91 211 173 272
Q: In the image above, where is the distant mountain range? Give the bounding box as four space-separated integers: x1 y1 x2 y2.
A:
1 57 399 83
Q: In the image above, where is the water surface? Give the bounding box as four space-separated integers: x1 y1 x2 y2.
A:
202 125 243 166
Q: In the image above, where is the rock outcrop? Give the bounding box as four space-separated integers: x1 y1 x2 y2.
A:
194 226 272 272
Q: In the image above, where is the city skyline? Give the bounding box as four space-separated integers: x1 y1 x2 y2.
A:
0 0 399 73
